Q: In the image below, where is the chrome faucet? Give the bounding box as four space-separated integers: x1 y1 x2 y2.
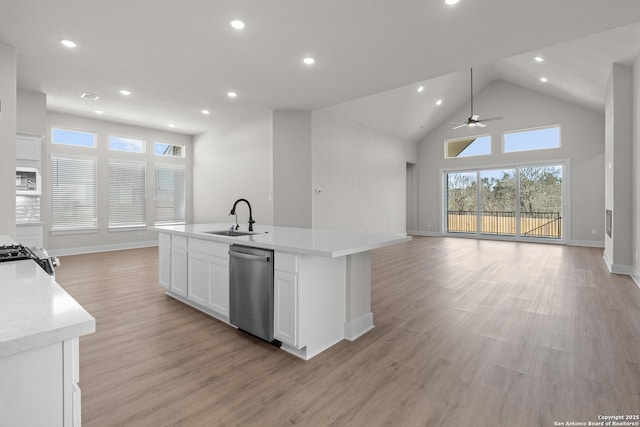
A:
229 199 255 232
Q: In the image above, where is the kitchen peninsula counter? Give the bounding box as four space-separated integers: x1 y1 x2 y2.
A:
154 224 410 360
153 223 411 258
0 236 95 426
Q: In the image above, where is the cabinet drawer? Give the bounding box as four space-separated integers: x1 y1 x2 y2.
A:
189 238 229 258
275 252 299 273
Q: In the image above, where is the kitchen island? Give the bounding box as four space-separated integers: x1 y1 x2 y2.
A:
154 223 410 359
0 237 95 426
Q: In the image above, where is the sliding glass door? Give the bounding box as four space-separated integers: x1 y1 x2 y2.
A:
445 164 564 241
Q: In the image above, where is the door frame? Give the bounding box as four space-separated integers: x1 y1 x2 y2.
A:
440 159 570 244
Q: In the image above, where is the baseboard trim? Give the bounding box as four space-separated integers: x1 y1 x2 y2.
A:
344 312 374 341
568 240 605 248
631 270 640 290
50 240 159 257
408 230 441 237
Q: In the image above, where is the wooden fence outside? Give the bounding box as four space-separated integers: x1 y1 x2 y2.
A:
447 211 562 238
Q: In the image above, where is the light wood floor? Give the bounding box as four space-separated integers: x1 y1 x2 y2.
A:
55 237 640 426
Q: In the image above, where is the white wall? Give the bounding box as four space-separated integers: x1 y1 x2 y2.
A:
192 113 274 227
44 112 193 253
417 80 605 244
633 56 640 283
17 89 46 136
604 64 634 270
273 110 312 227
0 44 17 239
311 109 417 234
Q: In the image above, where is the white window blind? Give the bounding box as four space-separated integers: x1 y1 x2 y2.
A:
50 155 98 232
155 164 185 225
109 161 146 229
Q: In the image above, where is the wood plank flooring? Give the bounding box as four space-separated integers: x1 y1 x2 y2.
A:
55 237 640 426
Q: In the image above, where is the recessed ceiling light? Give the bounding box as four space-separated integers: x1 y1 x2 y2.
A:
436 99 443 106
540 77 548 83
230 20 245 30
168 123 176 128
417 86 424 93
94 110 104 115
534 56 544 62
60 39 77 48
201 109 211 115
227 91 237 98
120 89 131 96
445 0 460 5
80 92 100 101
303 57 315 65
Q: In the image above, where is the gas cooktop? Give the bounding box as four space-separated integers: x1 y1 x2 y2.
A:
0 244 34 262
0 244 58 276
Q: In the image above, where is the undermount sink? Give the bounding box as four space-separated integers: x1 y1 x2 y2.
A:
204 230 257 237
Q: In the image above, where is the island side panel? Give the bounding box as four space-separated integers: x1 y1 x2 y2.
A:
344 251 373 340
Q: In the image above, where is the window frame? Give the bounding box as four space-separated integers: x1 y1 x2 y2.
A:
502 125 561 154
52 127 97 148
108 159 147 231
108 134 147 154
153 141 185 158
50 154 99 234
444 134 492 159
154 163 186 226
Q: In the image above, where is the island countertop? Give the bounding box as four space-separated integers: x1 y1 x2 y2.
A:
0 256 96 358
153 223 411 257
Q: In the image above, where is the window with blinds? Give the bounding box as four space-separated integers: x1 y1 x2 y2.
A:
109 161 146 230
50 155 98 232
155 164 185 225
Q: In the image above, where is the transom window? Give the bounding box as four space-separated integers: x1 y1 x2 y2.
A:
503 126 560 153
52 128 96 148
154 142 184 157
109 135 146 153
445 135 491 158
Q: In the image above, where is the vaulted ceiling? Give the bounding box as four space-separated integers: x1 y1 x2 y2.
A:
2 1 640 141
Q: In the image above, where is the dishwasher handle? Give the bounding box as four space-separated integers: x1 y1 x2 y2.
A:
229 251 271 262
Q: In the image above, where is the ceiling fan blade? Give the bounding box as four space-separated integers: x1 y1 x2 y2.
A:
471 114 480 121
476 122 487 128
479 116 503 122
452 123 468 130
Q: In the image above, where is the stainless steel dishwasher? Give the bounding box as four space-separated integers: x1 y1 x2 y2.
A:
228 244 277 343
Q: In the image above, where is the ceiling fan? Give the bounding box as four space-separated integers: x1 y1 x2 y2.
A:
450 68 502 130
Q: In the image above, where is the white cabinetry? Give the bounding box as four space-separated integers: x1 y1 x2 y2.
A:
274 253 299 347
0 338 81 427
16 134 42 162
187 239 229 319
158 233 171 289
170 235 188 297
15 133 44 246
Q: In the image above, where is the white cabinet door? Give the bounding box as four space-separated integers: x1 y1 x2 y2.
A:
16 134 42 162
187 239 229 318
274 270 298 347
171 236 188 297
207 255 229 317
187 250 208 306
158 233 171 289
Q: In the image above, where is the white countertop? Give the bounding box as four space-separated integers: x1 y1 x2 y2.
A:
154 223 411 257
0 240 95 358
